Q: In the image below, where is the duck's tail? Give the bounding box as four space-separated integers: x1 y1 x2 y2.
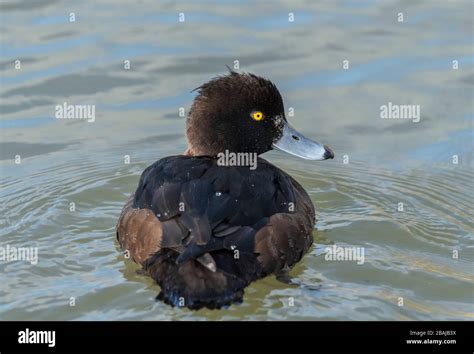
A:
145 249 262 310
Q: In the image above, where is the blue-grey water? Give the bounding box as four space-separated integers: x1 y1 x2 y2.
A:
0 0 473 320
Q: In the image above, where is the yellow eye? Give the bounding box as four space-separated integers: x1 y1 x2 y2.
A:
251 111 264 121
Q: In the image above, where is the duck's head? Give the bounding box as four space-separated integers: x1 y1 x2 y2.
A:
186 71 334 160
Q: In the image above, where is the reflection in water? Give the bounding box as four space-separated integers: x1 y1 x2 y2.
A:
0 0 472 320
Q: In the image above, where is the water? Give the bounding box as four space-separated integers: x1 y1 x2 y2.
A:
0 0 473 320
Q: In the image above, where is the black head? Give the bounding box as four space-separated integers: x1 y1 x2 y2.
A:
186 72 334 160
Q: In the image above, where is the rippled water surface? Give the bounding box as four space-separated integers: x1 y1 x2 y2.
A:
0 0 473 320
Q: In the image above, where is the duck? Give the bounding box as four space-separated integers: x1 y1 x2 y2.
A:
116 71 334 310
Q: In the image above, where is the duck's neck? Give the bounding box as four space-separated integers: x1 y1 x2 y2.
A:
184 147 197 156
184 144 214 157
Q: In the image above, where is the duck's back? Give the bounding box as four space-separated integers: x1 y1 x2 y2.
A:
117 155 315 309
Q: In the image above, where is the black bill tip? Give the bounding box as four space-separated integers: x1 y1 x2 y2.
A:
323 145 335 160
